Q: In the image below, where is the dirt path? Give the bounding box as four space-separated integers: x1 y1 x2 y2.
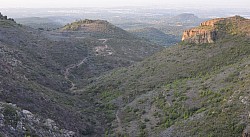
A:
64 57 87 91
64 39 109 91
116 110 123 132
98 38 108 44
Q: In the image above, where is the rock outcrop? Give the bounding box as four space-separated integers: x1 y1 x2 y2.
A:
182 18 225 44
242 126 250 137
0 12 15 21
0 102 75 137
200 18 225 27
182 28 218 44
182 16 249 44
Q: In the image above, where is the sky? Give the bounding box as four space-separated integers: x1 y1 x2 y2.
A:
0 0 249 9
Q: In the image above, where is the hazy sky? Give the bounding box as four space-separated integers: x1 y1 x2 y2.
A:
0 0 249 8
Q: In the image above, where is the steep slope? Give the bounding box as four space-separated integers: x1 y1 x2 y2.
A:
0 15 103 136
129 27 179 47
79 16 250 136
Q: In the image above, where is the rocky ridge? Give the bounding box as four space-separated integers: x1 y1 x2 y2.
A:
182 16 249 44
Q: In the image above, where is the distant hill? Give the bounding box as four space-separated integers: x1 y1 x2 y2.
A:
129 27 180 47
60 19 135 39
172 13 200 23
146 13 207 41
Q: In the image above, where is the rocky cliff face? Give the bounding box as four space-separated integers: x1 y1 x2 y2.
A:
182 28 218 44
182 18 225 44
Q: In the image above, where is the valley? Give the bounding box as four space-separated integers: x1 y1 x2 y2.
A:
0 8 250 137
0 14 163 136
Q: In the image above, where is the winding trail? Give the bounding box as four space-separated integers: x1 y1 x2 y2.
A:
97 38 115 56
98 38 108 44
64 38 109 91
99 38 123 131
64 57 88 91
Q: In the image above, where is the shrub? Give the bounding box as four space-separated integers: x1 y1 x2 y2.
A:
3 105 19 128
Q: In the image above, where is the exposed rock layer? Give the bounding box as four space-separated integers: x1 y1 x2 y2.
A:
182 18 224 44
182 28 217 44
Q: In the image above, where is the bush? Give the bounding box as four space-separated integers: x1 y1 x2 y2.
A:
3 105 19 128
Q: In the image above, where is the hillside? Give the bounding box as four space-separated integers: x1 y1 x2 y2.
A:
78 16 250 136
53 19 162 88
0 16 101 136
129 27 180 47
0 14 162 136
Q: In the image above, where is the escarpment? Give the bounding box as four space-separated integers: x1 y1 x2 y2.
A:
182 28 218 44
182 16 249 44
182 18 224 44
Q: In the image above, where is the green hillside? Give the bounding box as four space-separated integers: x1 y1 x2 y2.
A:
79 16 250 136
